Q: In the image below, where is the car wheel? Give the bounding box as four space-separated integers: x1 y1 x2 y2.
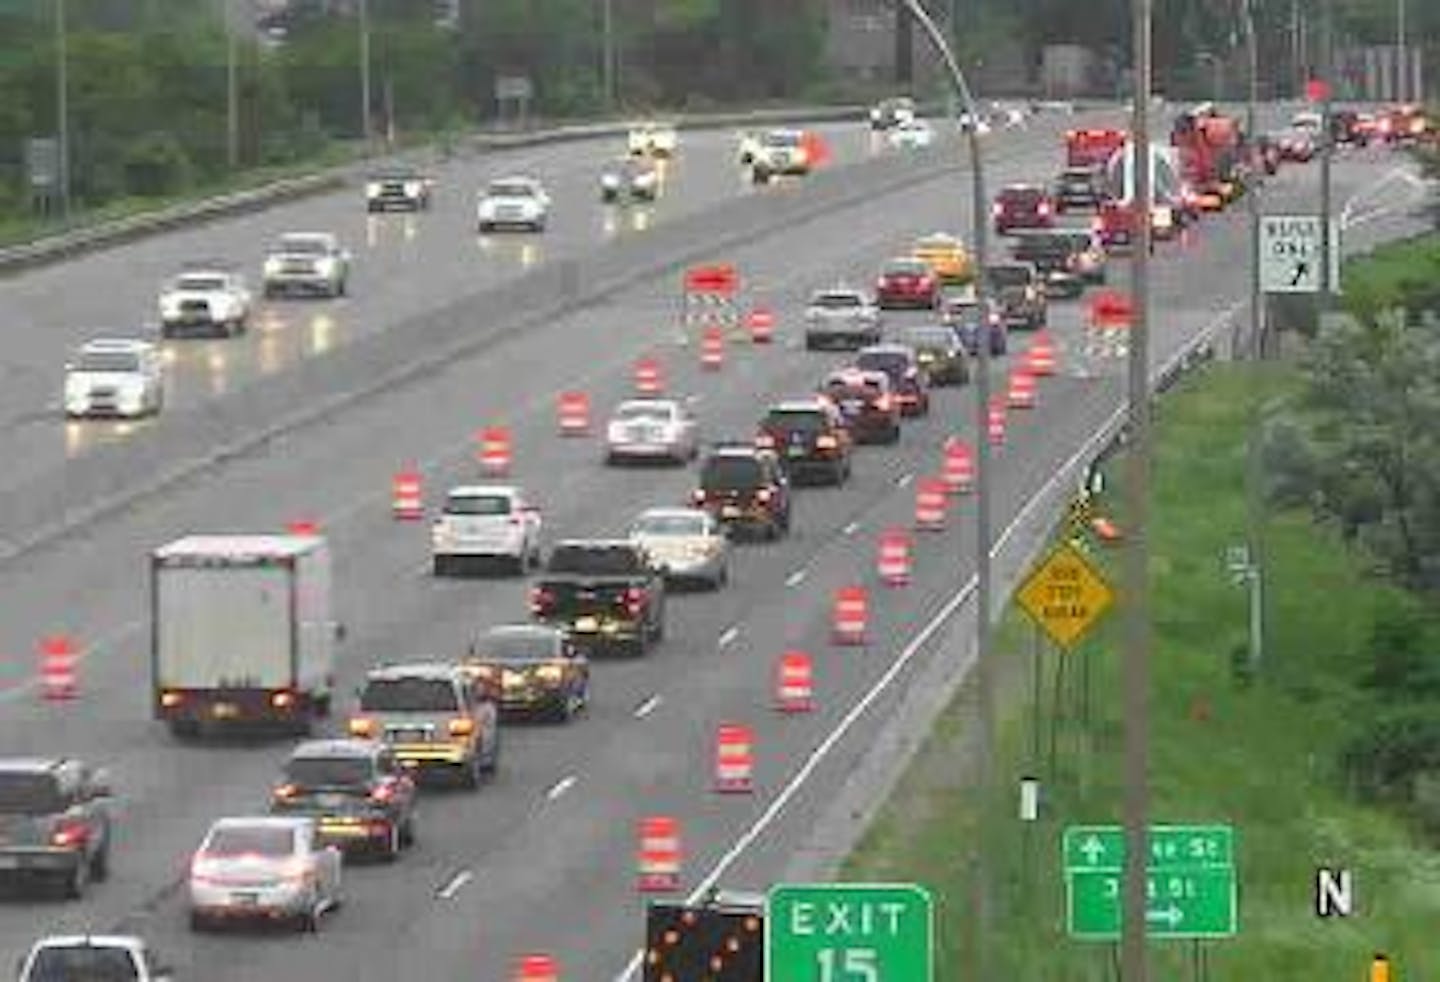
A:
432 556 448 577
296 900 322 934
399 814 416 847
379 822 401 863
482 729 501 774
460 754 483 790
189 911 211 933
511 552 526 576
714 564 729 590
804 336 818 351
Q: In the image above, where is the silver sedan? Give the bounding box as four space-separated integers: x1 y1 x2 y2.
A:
628 507 729 590
604 399 699 465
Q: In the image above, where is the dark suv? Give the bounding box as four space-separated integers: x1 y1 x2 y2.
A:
1052 166 1104 211
0 758 112 898
984 262 1047 330
757 399 852 486
855 344 931 417
992 183 1056 234
692 446 792 540
821 369 901 444
269 739 418 861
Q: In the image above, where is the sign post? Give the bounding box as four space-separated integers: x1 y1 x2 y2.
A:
767 883 934 981
1062 824 1238 940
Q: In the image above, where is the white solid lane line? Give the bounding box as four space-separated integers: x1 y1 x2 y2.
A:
612 305 1243 982
633 694 663 719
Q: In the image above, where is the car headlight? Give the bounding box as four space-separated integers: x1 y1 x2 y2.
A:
1153 206 1174 228
602 174 621 188
404 181 421 197
535 665 564 683
366 183 381 198
264 257 282 274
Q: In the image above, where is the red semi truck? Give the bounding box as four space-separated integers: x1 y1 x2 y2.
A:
1171 107 1243 210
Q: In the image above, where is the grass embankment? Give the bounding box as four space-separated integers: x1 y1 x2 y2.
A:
844 365 1440 979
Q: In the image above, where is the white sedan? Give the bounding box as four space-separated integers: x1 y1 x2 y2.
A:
188 816 341 933
158 267 251 338
64 338 165 419
628 507 730 590
477 176 550 233
886 118 935 149
605 399 699 465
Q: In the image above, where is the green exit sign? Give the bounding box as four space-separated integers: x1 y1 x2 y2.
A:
766 883 934 981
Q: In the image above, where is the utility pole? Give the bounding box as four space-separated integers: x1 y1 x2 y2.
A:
1396 0 1406 102
1319 0 1334 302
359 0 373 146
1243 0 1267 680
602 0 615 111
56 0 70 220
225 0 239 169
1122 0 1153 979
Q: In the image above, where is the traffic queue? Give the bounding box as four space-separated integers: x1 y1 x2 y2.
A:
6 95 1422 979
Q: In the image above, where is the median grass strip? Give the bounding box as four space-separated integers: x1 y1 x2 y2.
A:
843 363 1440 978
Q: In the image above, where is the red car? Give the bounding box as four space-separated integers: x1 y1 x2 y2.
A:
874 257 940 310
993 183 1055 235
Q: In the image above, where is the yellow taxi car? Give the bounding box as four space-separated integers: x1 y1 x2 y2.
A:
911 233 973 284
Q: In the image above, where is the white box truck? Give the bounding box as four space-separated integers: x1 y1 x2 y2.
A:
151 534 337 738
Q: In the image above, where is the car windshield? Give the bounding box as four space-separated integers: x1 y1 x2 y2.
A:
915 237 956 252
764 409 827 433
488 181 534 197
856 351 910 376
73 351 140 373
987 266 1031 287
617 403 673 421
204 825 296 857
902 327 955 347
474 631 558 662
547 545 644 574
276 237 328 255
811 293 862 309
444 494 511 516
373 172 418 181
25 947 140 982
284 755 373 788
0 773 62 814
1002 187 1045 204
359 677 459 712
701 456 763 489
174 275 227 291
633 513 708 537
883 260 929 277
1061 169 1094 182
764 132 801 147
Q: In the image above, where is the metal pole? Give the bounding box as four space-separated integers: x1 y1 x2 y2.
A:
893 1 990 975
1121 0 1153 977
226 0 239 169
56 0 69 220
1319 0 1333 302
602 0 615 111
1244 0 1267 679
359 0 372 145
1396 0 1406 102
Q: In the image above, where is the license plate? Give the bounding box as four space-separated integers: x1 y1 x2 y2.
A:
231 892 260 905
318 793 347 808
842 400 862 413
0 857 18 870
575 616 599 633
212 703 238 719
788 447 807 457
722 505 741 518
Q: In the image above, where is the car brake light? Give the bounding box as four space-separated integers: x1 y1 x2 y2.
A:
370 780 397 804
756 433 776 449
273 782 300 801
816 434 838 450
876 395 894 412
271 691 295 709
991 202 1004 215
756 488 774 504
623 586 648 615
160 690 183 708
692 489 707 504
348 717 376 737
529 586 555 614
449 717 476 737
1037 201 1051 216
51 821 89 849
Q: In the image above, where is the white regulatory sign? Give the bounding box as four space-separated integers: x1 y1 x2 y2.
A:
1260 214 1341 294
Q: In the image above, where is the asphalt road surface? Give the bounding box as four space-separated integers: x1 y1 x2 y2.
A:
0 107 1426 980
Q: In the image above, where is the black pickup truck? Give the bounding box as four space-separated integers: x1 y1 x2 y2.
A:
1010 231 1086 299
529 540 666 657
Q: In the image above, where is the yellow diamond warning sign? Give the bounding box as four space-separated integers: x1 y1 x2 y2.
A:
1016 543 1115 649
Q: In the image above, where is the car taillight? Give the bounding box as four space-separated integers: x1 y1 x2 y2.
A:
816 434 838 450
1037 201 1051 216
623 586 648 615
271 691 295 709
51 821 89 850
160 690 183 708
349 717 376 737
1092 216 1105 233
692 489 707 504
756 433 776 449
370 780 397 804
877 395 894 412
449 717 476 737
273 782 300 801
991 202 1004 216
530 586 555 614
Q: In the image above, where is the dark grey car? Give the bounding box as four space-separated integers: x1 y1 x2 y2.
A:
0 759 112 899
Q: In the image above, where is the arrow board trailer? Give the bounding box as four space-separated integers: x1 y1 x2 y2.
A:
151 534 337 737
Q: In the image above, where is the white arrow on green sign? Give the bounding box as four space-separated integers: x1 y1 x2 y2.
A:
1062 824 1238 940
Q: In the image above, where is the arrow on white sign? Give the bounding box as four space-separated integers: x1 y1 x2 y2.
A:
1146 904 1184 928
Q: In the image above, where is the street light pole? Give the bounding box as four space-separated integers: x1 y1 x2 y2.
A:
359 0 373 146
1243 0 1267 681
225 0 239 169
1396 0 1406 102
602 0 615 111
1319 0 1334 301
1121 0 1153 978
56 0 69 220
891 1 991 975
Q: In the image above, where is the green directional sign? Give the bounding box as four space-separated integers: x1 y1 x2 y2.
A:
1063 825 1238 940
767 883 934 981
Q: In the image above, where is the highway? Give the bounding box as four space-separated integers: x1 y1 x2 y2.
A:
0 106 1427 980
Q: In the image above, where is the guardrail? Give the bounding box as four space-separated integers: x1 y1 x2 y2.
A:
0 104 879 275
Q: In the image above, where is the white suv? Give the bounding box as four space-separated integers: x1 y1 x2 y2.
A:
158 267 251 338
431 485 543 576
477 177 550 233
65 339 164 419
628 122 678 158
262 232 350 298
